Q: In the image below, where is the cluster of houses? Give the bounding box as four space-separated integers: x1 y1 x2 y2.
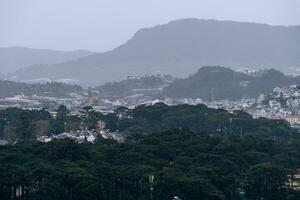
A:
37 120 124 144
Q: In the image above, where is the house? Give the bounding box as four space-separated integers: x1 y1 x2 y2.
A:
284 115 300 124
289 169 300 190
0 139 9 146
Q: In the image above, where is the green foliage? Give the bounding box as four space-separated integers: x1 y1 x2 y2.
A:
1 129 300 199
50 105 70 134
0 107 52 140
1 103 297 142
245 163 290 200
163 66 298 100
95 75 172 98
80 106 103 130
0 80 83 98
101 103 296 140
0 104 300 199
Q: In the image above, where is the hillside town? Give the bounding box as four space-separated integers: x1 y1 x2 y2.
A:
1 83 300 134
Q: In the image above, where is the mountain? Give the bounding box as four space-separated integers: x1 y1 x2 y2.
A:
13 19 300 86
0 46 94 74
163 66 300 100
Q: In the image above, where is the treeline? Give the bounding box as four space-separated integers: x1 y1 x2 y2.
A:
0 106 103 141
163 66 300 100
0 80 83 98
1 130 300 199
0 108 51 139
0 103 297 141
103 103 296 140
1 104 300 199
95 75 173 98
93 66 300 101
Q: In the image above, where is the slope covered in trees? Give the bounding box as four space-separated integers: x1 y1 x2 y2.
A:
0 108 51 140
95 75 173 98
0 80 83 98
92 66 300 101
0 106 100 141
103 103 295 140
1 104 300 199
0 103 296 141
163 66 300 100
1 129 300 199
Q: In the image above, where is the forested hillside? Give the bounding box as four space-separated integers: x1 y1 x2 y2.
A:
1 129 300 199
163 66 300 100
103 103 295 140
92 66 300 101
0 103 296 141
0 80 83 98
95 75 173 98
0 104 300 199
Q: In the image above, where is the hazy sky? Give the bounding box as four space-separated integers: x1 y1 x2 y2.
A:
1 0 300 52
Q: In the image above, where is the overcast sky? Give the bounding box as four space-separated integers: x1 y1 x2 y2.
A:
1 0 300 52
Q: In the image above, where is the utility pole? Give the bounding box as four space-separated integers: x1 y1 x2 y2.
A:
149 174 154 200
240 127 243 138
229 117 232 135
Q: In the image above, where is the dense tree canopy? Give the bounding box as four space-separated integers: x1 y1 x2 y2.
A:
102 103 296 140
1 130 300 199
0 80 83 98
1 104 300 199
0 103 297 141
0 108 51 140
95 75 173 98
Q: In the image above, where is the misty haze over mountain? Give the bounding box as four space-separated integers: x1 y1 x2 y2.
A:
9 19 300 86
0 47 94 74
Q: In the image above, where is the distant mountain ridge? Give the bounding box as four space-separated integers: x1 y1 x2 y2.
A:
12 19 300 86
163 66 300 100
0 46 94 74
